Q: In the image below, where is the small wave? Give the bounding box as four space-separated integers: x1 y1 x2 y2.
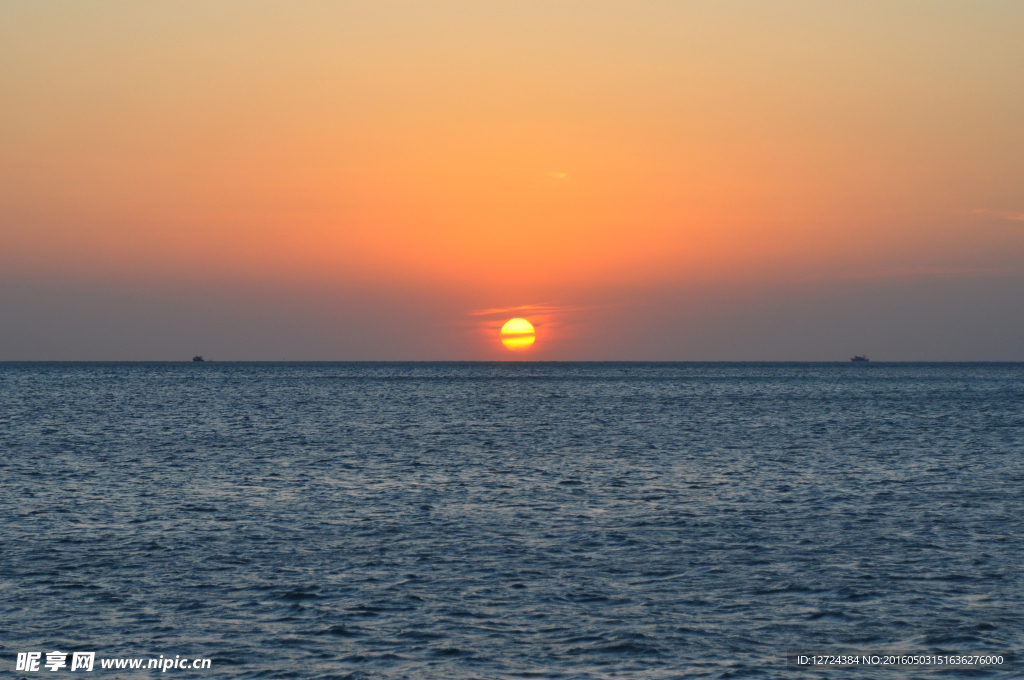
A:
278 590 320 601
318 624 358 637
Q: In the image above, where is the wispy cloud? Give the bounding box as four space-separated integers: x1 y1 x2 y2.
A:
838 265 1019 281
470 304 569 317
469 304 601 337
970 208 1024 222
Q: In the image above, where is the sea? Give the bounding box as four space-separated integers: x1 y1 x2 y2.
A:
1 362 1021 678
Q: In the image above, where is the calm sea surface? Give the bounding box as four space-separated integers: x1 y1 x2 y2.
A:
1 362 1021 678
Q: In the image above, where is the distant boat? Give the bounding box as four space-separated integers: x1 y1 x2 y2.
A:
850 355 869 362
192 356 205 362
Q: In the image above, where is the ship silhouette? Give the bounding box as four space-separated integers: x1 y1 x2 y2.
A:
850 355 869 362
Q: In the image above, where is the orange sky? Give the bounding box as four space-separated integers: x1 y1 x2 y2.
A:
2 2 1023 359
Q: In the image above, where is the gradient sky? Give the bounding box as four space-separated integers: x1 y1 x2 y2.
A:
2 1 1023 360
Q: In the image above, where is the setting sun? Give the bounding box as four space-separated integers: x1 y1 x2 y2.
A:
500 318 535 351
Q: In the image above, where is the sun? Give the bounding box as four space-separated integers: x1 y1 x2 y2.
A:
500 318 535 351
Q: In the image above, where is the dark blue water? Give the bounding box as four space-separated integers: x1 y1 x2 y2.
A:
2 363 1021 678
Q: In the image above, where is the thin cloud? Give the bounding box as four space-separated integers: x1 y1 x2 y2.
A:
839 265 1019 281
470 304 566 317
970 208 1024 222
469 304 602 337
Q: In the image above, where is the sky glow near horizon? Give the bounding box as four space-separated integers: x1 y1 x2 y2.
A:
2 1 1023 360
